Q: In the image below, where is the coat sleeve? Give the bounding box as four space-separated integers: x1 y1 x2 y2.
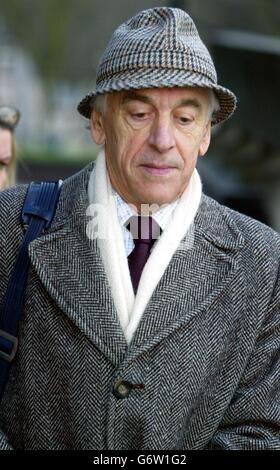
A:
207 260 280 450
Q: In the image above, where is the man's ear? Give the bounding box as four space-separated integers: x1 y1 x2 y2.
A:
90 110 106 145
198 121 211 157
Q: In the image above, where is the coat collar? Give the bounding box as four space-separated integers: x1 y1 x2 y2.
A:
127 194 246 359
28 163 245 364
29 162 128 366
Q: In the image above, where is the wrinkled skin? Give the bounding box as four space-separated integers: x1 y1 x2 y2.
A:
90 87 211 212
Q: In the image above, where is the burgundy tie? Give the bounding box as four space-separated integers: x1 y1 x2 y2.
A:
127 216 161 294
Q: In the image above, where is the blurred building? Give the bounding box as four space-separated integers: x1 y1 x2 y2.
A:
180 0 280 231
0 36 45 143
0 16 95 158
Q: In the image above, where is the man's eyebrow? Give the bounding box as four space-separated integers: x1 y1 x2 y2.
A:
175 98 202 110
121 93 202 110
121 92 153 105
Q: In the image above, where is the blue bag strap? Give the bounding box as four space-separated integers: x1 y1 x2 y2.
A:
0 180 63 398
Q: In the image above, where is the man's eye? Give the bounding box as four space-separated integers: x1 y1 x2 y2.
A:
131 113 148 119
0 162 7 170
178 116 192 124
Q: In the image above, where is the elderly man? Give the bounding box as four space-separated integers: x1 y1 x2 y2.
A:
0 7 279 450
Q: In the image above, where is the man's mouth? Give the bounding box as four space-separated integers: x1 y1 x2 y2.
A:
140 164 175 175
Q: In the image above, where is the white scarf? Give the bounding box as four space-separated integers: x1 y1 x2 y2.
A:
88 150 202 344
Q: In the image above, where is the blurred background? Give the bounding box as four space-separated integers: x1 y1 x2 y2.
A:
0 0 279 230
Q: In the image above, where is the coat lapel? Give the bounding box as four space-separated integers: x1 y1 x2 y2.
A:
28 162 127 366
127 195 246 357
28 162 246 365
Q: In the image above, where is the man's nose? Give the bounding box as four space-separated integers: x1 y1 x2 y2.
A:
148 117 176 152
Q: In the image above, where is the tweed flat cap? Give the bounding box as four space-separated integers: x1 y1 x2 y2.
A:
78 7 237 125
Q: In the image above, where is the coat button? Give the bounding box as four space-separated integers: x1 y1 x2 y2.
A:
113 380 132 399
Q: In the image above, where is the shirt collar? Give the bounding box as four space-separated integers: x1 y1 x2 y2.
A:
112 188 179 232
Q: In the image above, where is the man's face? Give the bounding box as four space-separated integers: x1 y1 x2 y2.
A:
0 127 12 190
91 87 211 211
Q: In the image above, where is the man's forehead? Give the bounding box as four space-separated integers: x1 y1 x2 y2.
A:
119 87 208 107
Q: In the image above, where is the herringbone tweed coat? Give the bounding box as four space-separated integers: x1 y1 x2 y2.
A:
0 162 279 450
